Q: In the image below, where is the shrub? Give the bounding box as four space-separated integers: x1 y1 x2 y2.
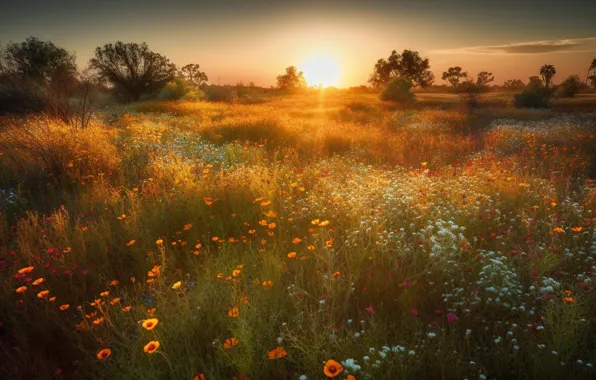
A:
514 89 551 108
559 75 582 98
379 77 415 103
203 86 237 103
158 77 203 101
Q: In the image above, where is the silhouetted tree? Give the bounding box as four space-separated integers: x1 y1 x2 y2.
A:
369 49 434 88
89 42 176 101
587 58 596 88
559 75 582 97
502 79 525 90
527 76 544 91
441 66 467 88
379 77 415 103
0 37 77 120
276 66 306 91
458 71 494 108
180 63 208 88
539 64 556 88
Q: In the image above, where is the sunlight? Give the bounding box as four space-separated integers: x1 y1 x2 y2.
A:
299 56 340 87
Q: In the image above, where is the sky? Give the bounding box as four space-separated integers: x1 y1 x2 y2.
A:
1 0 595 87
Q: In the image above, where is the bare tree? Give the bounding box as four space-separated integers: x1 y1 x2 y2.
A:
459 71 495 109
180 63 208 88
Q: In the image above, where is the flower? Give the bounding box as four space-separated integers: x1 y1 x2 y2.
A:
262 281 273 288
96 348 112 360
287 252 296 258
232 270 241 277
411 309 418 316
100 291 109 297
193 375 206 380
572 227 583 233
18 266 34 274
93 317 105 325
319 220 330 227
144 341 160 354
37 290 50 299
227 307 239 318
323 359 344 378
564 297 575 304
109 280 119 286
32 278 44 286
171 281 182 289
365 305 374 314
142 318 159 330
59 304 70 311
333 271 340 278
122 306 132 312
292 237 302 244
267 346 287 360
156 239 163 245
15 286 27 294
126 240 136 246
446 313 457 323
553 227 564 234
224 338 238 349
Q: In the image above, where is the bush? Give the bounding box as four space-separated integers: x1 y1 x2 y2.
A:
380 77 415 103
203 86 237 103
514 89 551 108
559 75 582 98
158 77 203 101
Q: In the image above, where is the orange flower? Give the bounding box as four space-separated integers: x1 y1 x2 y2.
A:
217 273 224 279
16 286 27 293
267 346 287 360
311 219 320 225
227 307 239 318
172 281 182 289
323 359 344 378
49 296 56 302
333 271 340 279
265 210 277 218
183 223 192 231
258 220 268 226
319 220 330 227
240 296 248 304
287 252 296 259
572 227 583 233
203 197 218 206
142 318 159 330
110 298 120 305
126 240 136 246
96 348 112 360
156 239 164 245
224 337 238 349
232 270 241 277
148 266 160 277
93 317 105 325
346 376 356 380
292 237 302 244
307 245 315 251
122 306 132 312
90 298 102 307
147 308 157 315
18 266 34 274
325 239 334 248
144 341 160 354
100 291 109 297
59 304 70 311
553 227 564 234
32 278 44 286
109 280 119 286
260 201 271 207
37 290 50 299
262 281 273 288
194 375 206 380
564 297 575 304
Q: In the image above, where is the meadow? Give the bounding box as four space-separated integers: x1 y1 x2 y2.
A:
1 92 596 380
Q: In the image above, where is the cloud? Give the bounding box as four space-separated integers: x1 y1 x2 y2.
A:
434 37 596 55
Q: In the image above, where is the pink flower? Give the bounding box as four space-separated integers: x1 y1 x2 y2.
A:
411 309 418 316
366 305 374 314
403 281 410 288
446 313 457 323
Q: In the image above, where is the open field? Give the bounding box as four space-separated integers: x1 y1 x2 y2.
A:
1 93 596 379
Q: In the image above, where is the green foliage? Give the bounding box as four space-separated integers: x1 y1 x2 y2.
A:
379 77 415 103
158 77 203 101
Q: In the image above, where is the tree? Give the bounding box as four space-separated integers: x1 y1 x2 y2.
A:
458 71 494 109
559 75 582 97
0 37 78 121
89 42 176 101
369 49 434 88
441 66 467 88
276 66 306 91
539 64 556 88
587 58 596 88
502 79 525 90
527 76 544 91
180 63 208 88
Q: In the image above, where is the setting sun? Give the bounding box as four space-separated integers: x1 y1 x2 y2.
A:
300 56 340 87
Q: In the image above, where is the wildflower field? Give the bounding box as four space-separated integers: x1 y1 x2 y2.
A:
1 94 596 379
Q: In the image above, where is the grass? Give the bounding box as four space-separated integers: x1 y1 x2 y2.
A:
1 92 596 379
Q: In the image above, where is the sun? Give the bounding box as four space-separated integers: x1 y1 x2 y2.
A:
300 56 340 87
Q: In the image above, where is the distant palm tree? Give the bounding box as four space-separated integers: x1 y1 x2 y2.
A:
540 64 556 88
587 58 596 87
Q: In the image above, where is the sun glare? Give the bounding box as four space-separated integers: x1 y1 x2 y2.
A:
300 56 340 87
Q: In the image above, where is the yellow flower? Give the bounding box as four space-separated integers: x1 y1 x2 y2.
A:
37 290 50 299
32 278 44 286
142 318 158 330
144 341 160 354
16 286 27 294
319 220 330 227
97 348 112 360
311 219 320 225
232 270 241 277
59 304 70 311
171 281 182 290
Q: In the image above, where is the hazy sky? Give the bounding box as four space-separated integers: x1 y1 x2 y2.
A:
1 0 595 86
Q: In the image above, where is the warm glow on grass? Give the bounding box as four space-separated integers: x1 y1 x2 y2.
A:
300 56 340 87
